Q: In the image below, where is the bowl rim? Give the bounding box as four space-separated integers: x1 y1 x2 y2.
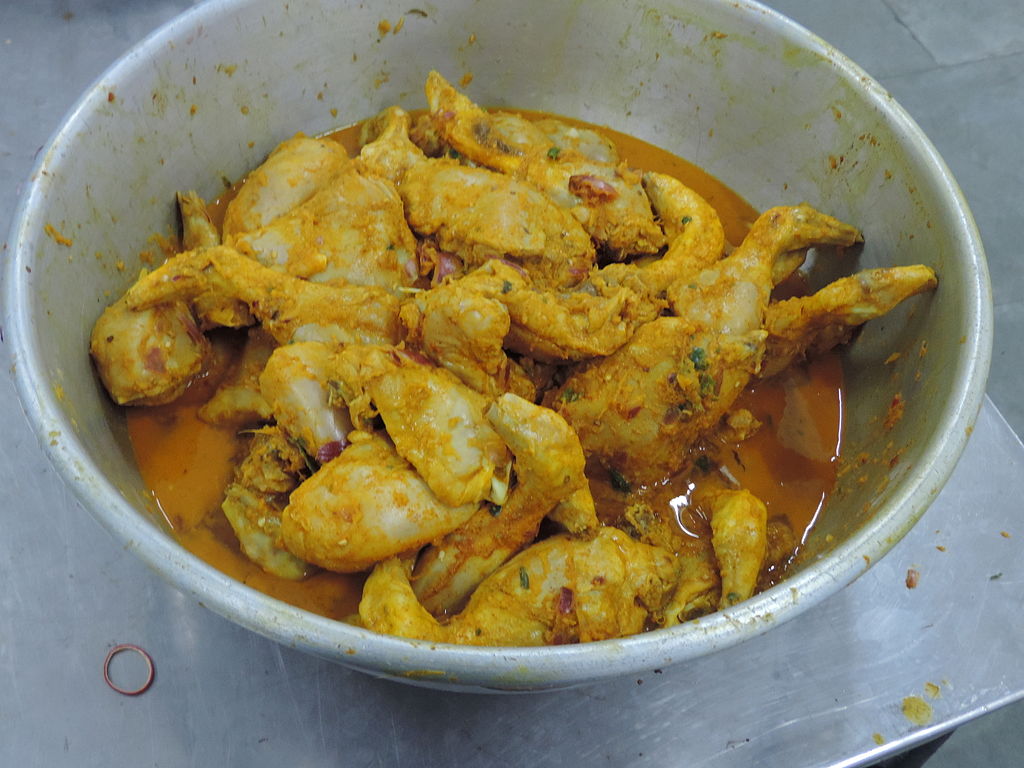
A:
2 0 993 689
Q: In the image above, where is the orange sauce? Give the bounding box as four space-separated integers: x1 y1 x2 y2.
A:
127 112 842 620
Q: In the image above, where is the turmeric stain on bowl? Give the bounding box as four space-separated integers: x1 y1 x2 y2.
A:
44 222 73 247
901 695 933 726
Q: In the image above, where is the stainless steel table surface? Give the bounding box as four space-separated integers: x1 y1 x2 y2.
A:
2 2 1022 767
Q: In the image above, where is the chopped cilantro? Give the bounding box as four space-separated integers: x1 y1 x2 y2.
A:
699 372 717 397
680 215 693 226
487 502 502 517
689 346 708 371
501 279 514 294
447 147 461 159
547 146 561 159
519 567 530 590
561 388 582 403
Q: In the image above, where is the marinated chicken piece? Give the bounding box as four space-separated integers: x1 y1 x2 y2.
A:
197 327 276 426
761 264 938 378
552 315 763 483
178 191 254 329
587 170 724 300
258 342 352 459
327 344 512 508
411 393 597 614
399 280 536 399
451 260 662 363
533 117 620 165
222 134 351 238
554 205 861 483
89 294 208 406
221 426 315 579
177 190 220 250
401 161 595 289
360 526 676 646
281 432 482 573
615 497 721 626
704 489 768 608
640 171 725 286
425 70 665 258
660 538 721 625
358 105 430 184
228 165 418 291
668 204 862 327
358 105 596 289
123 246 402 347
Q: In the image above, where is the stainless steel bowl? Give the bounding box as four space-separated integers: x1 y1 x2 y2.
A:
4 0 992 691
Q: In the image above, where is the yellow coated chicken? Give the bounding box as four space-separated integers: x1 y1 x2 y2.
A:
89 70 943 650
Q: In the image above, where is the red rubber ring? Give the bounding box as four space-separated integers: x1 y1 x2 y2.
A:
103 644 155 696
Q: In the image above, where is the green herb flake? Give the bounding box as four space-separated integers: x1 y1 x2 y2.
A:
447 148 461 160
487 502 502 517
990 572 1003 581
501 279 514 294
609 468 633 494
725 591 741 605
519 567 530 590
680 215 693 226
561 388 582 403
689 346 709 371
699 372 717 397
547 146 561 159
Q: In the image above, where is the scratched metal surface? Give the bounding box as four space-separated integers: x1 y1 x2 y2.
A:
1 1 1023 766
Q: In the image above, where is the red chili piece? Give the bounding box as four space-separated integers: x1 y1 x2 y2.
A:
103 644 155 696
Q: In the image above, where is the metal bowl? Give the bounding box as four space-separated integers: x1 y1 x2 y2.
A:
3 0 992 691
